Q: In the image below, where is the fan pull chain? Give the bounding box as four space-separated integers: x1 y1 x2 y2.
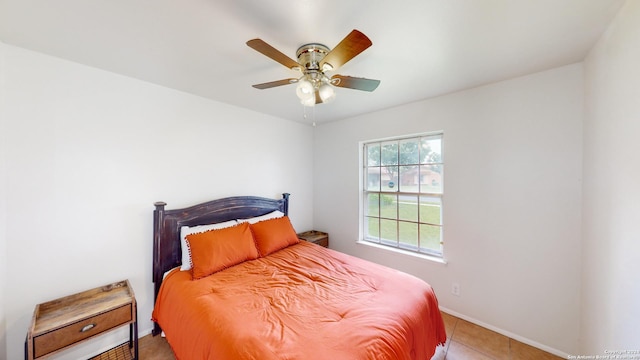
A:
302 103 316 126
312 104 316 126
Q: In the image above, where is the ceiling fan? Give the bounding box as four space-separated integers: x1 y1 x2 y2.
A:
246 29 380 106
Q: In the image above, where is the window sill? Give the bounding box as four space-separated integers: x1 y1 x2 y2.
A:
356 240 448 265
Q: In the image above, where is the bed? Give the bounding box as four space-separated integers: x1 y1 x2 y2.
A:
151 193 446 359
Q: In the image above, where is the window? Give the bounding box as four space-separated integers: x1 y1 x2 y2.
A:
362 133 443 257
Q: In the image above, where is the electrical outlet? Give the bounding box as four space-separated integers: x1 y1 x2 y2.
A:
451 282 461 297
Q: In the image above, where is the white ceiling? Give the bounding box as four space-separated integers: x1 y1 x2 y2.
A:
0 0 625 124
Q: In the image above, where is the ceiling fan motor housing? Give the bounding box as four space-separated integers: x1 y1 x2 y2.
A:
296 43 330 71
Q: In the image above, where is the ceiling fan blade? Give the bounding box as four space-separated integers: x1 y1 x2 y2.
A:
252 78 297 90
247 39 300 70
331 75 380 92
320 30 372 70
315 90 323 105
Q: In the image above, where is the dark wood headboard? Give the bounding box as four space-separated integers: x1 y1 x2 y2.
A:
152 193 290 335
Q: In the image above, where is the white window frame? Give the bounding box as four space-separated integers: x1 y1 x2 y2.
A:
359 132 444 259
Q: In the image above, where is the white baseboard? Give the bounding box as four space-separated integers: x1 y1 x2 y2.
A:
439 306 570 359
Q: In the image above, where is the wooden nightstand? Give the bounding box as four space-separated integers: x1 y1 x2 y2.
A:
25 280 138 360
298 230 329 248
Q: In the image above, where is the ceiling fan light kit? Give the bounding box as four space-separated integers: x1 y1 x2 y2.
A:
296 78 315 105
318 83 336 103
247 29 380 107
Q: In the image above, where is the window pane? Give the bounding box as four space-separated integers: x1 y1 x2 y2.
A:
381 166 398 192
398 194 418 222
419 196 442 225
365 217 380 241
398 165 418 192
379 194 398 219
419 224 442 252
366 143 380 166
399 138 419 165
419 164 443 194
380 219 398 243
421 136 442 164
380 141 398 166
366 193 380 217
399 221 419 250
366 167 381 191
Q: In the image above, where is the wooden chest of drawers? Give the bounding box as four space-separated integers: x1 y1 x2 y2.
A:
297 230 329 248
26 280 138 359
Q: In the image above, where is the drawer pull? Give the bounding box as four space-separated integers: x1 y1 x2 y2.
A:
80 323 96 332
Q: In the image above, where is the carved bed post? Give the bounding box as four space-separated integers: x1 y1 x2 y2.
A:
282 193 290 216
153 202 167 282
152 202 166 336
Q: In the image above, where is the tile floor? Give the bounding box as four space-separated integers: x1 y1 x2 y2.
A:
433 312 562 360
135 311 563 359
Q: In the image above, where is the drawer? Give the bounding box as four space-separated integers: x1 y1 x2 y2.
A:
313 238 329 248
298 231 329 248
33 304 132 358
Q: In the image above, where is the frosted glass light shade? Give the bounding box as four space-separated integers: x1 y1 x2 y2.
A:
301 94 316 107
318 84 335 103
296 80 314 101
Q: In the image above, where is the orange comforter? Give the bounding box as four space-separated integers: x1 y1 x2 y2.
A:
152 241 446 360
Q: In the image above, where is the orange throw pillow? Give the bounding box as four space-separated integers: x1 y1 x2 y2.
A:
250 216 300 256
186 222 259 279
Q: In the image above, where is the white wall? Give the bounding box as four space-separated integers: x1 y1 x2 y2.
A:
0 41 9 360
314 64 583 356
582 0 640 354
1 43 314 360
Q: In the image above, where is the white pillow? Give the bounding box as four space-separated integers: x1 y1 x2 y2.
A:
236 210 284 224
179 220 238 271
